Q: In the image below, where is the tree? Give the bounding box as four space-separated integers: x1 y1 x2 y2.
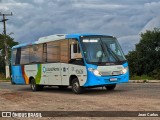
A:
0 34 18 74
126 28 160 79
126 51 138 76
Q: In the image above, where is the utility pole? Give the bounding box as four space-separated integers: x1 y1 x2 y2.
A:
0 12 13 78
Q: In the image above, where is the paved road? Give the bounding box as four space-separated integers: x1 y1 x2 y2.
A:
0 82 160 99
0 82 160 120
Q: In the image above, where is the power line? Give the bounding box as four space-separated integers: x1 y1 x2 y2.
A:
0 12 13 78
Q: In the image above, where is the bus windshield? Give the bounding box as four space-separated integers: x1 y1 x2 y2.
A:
81 36 126 65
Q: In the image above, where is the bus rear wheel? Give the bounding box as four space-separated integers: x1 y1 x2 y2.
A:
30 78 43 91
105 84 116 91
72 78 84 94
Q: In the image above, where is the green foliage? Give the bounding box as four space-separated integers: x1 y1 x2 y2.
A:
126 28 160 79
0 72 5 79
130 75 154 80
0 34 18 74
150 69 160 79
0 72 11 80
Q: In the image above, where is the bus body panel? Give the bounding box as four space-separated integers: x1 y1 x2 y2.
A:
11 63 87 86
61 63 69 85
40 63 61 85
68 64 87 86
11 66 26 84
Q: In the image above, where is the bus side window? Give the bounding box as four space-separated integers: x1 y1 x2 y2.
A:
15 48 21 65
73 44 80 53
43 43 47 62
78 44 80 53
60 40 69 63
47 41 60 62
29 44 43 63
73 44 77 53
20 47 30 64
70 39 82 59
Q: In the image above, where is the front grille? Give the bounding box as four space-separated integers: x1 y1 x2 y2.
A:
101 71 112 76
101 71 121 76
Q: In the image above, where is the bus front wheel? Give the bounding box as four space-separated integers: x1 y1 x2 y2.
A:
72 78 84 94
30 78 43 91
105 84 116 91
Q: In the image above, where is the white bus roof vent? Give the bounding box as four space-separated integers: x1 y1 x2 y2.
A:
36 34 66 43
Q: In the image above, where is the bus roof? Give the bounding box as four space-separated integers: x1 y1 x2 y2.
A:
12 33 113 49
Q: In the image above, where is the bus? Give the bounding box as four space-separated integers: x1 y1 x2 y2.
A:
11 34 129 94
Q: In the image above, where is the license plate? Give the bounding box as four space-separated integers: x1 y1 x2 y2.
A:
109 78 117 82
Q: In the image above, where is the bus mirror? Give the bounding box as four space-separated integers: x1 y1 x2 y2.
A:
73 44 77 53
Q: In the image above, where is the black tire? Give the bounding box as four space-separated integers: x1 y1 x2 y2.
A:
58 86 68 89
105 84 116 91
72 78 84 94
30 78 44 91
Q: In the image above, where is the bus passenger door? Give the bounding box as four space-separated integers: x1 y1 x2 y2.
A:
61 63 69 85
60 40 69 85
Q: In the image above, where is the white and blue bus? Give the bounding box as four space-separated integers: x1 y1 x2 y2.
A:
11 34 129 94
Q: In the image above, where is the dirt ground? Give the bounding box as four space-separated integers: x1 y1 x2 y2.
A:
0 82 160 120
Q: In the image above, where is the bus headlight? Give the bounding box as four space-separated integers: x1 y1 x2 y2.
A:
121 67 128 74
88 68 102 76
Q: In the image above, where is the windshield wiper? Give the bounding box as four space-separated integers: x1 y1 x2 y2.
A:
104 44 121 62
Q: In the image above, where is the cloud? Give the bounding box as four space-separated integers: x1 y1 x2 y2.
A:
118 35 140 54
0 0 160 54
73 3 126 10
33 0 44 4
140 17 160 34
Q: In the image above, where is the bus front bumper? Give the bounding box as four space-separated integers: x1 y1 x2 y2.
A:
83 72 129 87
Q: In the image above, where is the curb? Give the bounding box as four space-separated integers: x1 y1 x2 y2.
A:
129 80 160 83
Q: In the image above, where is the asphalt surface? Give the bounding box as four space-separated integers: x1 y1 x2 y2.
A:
0 82 160 120
0 82 160 99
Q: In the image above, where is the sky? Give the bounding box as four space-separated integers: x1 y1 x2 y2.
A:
0 0 160 54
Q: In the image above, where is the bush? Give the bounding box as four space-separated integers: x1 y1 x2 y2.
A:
0 72 5 79
150 69 160 79
130 75 154 80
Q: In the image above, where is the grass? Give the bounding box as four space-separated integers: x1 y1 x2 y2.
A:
0 73 11 81
0 78 11 82
130 75 155 80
